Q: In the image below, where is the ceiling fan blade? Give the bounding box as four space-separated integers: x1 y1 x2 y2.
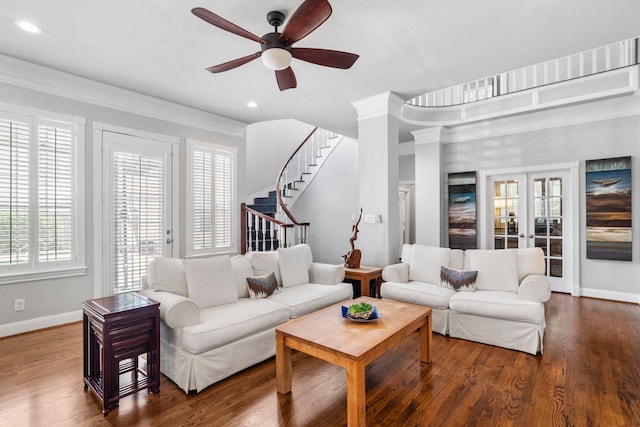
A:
280 0 332 45
291 48 359 69
192 7 267 44
206 52 261 73
276 67 297 91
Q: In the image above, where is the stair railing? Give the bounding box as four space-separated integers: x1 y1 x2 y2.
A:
241 203 293 254
274 127 326 246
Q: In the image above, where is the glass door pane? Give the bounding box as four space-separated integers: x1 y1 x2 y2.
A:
493 179 520 249
532 177 563 278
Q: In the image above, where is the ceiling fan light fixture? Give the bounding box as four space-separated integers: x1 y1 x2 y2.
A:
261 48 292 70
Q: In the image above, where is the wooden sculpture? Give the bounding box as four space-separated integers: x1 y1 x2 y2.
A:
343 208 363 268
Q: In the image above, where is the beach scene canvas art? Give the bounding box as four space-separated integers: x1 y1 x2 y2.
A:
586 156 632 261
448 172 477 250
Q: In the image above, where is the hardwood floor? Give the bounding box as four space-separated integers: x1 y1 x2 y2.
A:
1 293 639 426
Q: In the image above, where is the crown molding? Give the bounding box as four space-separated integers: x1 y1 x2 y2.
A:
0 54 247 138
411 127 442 145
352 91 405 121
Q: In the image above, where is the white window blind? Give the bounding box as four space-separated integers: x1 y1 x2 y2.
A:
186 141 236 256
38 124 73 262
0 107 85 282
0 119 30 266
112 151 165 293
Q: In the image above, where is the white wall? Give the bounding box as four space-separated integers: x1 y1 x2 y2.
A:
245 119 315 198
418 95 640 300
0 80 246 334
290 138 359 264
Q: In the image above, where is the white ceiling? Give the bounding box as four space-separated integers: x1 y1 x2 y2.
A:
1 0 639 138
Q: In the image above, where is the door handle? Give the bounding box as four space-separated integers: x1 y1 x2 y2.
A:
519 234 524 238
528 234 534 238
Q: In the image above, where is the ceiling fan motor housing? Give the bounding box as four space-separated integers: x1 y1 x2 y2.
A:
266 11 286 29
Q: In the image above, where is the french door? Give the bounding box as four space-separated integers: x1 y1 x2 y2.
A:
102 131 174 295
490 169 574 293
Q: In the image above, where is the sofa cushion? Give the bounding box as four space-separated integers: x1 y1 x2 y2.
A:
510 247 546 280
439 266 478 292
183 256 237 309
278 244 312 288
268 282 353 318
181 298 290 354
466 249 520 293
380 281 455 310
147 257 188 297
247 272 280 299
230 255 253 298
449 290 544 323
409 245 451 284
245 251 282 286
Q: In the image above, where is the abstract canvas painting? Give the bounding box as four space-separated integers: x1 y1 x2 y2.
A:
586 156 632 261
448 171 477 250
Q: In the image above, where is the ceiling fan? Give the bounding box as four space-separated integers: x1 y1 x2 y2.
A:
192 0 359 91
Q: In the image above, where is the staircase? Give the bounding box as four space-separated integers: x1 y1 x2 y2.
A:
241 127 343 253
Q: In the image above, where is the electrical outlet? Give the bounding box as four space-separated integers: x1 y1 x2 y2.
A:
14 299 25 311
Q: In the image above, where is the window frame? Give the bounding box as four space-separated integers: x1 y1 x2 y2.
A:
0 102 86 284
185 139 238 257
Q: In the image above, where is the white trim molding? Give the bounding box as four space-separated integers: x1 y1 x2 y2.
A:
0 53 247 137
0 310 82 338
579 288 640 304
352 92 406 121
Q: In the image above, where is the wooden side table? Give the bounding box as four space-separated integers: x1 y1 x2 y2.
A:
83 292 160 414
344 266 383 298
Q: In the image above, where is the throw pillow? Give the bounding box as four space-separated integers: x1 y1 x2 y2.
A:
246 272 280 299
278 244 312 288
183 256 238 309
246 251 282 286
409 244 451 284
467 249 519 292
230 255 254 298
439 266 478 292
148 257 188 297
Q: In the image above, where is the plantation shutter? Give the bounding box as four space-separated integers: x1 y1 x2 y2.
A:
38 123 73 262
112 151 165 293
214 152 232 249
0 119 30 266
187 143 235 256
192 150 212 250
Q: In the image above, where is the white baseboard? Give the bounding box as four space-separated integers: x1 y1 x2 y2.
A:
0 310 83 338
579 288 640 304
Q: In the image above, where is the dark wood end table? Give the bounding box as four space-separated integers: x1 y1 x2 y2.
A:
82 292 160 414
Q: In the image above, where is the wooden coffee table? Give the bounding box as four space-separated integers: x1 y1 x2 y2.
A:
276 297 432 427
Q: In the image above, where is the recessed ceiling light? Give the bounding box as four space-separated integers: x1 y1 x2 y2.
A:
15 20 42 34
247 101 258 108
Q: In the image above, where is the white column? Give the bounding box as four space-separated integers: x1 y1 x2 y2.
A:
352 92 405 266
412 127 444 246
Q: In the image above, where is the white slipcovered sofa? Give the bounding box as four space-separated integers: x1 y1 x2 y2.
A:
139 244 352 392
381 244 551 354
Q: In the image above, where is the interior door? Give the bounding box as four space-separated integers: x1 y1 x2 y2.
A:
102 131 174 295
491 170 572 293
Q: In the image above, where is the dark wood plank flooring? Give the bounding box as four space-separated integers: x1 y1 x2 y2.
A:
1 293 639 426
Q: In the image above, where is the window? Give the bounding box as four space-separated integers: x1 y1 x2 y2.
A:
0 105 85 283
186 139 237 256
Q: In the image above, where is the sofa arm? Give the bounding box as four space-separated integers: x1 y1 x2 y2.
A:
139 289 200 329
518 274 551 303
382 263 409 283
309 262 345 285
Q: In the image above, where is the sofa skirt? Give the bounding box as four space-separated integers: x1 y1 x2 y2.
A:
160 326 278 393
448 312 545 355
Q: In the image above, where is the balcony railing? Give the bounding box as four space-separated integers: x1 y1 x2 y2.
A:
407 37 639 108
